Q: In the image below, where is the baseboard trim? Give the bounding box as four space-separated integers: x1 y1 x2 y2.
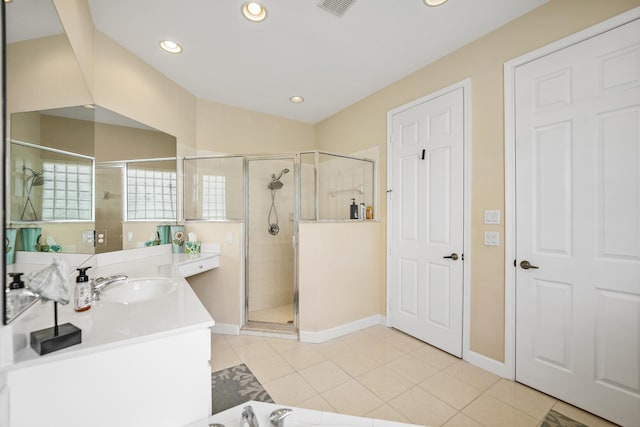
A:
464 348 512 380
299 314 386 344
211 323 240 336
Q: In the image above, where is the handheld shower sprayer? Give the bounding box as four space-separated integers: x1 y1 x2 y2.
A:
267 168 291 235
271 168 290 181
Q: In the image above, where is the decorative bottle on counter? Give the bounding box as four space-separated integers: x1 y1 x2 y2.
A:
74 266 92 312
359 202 366 221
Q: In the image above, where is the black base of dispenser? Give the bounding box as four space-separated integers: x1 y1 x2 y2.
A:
30 323 81 355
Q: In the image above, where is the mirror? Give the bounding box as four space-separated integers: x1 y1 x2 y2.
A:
8 106 177 255
4 0 178 324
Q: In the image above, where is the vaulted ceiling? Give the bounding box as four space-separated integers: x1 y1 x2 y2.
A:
6 0 548 123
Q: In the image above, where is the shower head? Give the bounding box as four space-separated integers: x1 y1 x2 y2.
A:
23 166 44 186
268 168 290 190
273 168 290 181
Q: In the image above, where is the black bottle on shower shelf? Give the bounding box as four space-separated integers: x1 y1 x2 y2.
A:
350 198 359 220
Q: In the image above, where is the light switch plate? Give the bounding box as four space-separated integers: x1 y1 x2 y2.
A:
484 231 500 246
225 232 233 244
82 230 94 246
484 210 501 225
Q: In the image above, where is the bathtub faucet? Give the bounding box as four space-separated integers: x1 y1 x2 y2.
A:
242 405 259 427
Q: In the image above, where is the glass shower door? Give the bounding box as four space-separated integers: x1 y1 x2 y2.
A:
245 156 297 329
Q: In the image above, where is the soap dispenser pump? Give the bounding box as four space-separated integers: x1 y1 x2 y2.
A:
8 272 25 290
350 198 359 220
74 266 92 312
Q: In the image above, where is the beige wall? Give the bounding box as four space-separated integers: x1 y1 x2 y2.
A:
94 122 175 162
6 34 92 114
195 98 316 155
183 222 244 326
299 222 382 332
315 0 640 361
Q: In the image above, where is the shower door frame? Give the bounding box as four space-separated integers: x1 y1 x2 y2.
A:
243 154 300 333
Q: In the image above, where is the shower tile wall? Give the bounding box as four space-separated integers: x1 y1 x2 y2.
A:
183 157 244 221
318 156 374 220
247 160 295 315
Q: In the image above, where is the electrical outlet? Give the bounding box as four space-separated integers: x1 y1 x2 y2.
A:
95 230 107 247
484 231 500 246
225 232 233 244
127 231 134 242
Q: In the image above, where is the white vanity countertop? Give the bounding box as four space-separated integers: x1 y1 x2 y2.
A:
187 401 427 427
6 245 217 371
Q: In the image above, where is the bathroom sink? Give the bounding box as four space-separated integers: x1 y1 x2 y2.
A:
101 277 177 304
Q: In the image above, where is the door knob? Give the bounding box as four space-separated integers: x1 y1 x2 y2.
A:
520 260 539 270
443 253 459 261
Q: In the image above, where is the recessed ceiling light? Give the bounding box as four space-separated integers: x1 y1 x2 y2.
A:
242 2 267 22
424 0 447 6
289 96 304 104
82 104 95 110
160 40 183 54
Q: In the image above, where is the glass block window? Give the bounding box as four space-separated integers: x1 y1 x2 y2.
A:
202 175 226 220
41 160 93 220
126 167 176 220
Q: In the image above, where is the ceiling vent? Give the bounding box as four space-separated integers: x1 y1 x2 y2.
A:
317 0 357 17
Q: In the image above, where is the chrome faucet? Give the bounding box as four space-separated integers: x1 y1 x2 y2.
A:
241 405 259 427
269 408 292 427
91 274 128 300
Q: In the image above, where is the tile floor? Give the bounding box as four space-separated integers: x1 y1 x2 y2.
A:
248 303 294 323
211 325 619 427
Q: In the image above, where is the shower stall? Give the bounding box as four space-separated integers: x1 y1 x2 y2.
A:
183 151 375 333
246 156 297 328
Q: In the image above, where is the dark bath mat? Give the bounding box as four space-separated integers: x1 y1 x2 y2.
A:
211 363 274 414
541 409 589 427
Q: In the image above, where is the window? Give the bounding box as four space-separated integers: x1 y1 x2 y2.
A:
126 167 176 220
41 160 93 221
202 175 227 220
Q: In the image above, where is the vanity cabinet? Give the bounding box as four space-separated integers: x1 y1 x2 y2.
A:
176 252 220 277
6 328 211 427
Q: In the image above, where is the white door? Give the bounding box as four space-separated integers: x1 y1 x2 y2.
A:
515 19 640 426
389 86 465 357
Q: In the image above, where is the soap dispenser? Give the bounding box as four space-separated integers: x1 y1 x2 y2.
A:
350 198 359 220
74 266 92 312
6 272 27 319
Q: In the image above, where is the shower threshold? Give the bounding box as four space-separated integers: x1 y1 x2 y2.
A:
242 321 298 337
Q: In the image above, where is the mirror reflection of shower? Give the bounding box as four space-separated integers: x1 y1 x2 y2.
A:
20 166 45 220
267 168 289 235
